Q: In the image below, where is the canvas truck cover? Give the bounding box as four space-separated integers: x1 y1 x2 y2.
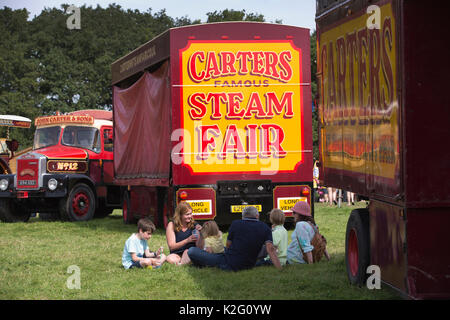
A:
112 22 311 186
113 62 171 186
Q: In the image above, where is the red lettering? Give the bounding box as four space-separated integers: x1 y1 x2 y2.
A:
246 124 258 159
251 51 265 76
369 29 381 111
205 52 221 79
219 124 245 159
260 124 287 158
225 92 245 119
278 51 293 82
381 18 394 110
188 93 207 120
189 51 205 82
327 41 337 114
236 51 253 74
197 125 221 160
265 92 294 118
263 51 280 79
346 32 357 110
336 37 347 109
220 51 237 75
206 93 227 119
358 28 368 113
244 92 266 119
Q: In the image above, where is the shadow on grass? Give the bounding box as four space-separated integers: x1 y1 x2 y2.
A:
27 210 137 235
182 252 400 300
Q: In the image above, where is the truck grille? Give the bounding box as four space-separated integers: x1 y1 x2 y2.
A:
16 155 41 190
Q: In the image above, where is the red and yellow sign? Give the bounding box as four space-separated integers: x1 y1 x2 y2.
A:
35 115 94 127
318 2 399 180
179 41 304 174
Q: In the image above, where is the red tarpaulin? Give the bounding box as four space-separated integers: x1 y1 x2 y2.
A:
113 62 171 186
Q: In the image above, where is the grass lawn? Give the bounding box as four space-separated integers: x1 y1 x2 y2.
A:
0 202 400 300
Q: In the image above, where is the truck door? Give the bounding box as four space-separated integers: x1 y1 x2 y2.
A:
101 126 114 183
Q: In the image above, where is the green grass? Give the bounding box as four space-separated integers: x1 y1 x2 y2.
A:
0 203 399 300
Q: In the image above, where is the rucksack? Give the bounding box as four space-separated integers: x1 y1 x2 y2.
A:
296 222 327 263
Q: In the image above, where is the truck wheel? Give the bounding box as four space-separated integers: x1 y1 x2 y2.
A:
0 199 31 222
60 183 95 221
122 191 135 224
345 209 370 286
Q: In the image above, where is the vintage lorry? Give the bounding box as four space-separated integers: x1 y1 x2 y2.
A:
316 0 450 298
111 22 312 226
0 115 32 174
0 110 121 222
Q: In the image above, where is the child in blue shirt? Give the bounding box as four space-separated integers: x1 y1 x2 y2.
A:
122 218 166 269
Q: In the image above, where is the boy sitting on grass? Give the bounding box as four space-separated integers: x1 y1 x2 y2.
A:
122 218 166 269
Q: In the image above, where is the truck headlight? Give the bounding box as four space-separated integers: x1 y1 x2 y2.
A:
0 179 8 191
48 178 58 191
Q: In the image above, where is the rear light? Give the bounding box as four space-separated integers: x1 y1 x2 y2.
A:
179 191 188 200
301 187 310 196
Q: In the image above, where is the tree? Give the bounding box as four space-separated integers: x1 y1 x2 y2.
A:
206 9 265 22
0 7 41 147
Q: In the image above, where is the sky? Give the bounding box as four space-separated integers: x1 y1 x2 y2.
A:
1 0 317 31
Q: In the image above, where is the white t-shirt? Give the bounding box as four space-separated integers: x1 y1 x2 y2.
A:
122 233 148 269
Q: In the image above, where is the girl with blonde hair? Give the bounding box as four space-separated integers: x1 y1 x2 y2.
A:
201 220 224 254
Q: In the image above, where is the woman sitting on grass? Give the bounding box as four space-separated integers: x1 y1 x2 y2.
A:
287 201 330 264
165 202 202 265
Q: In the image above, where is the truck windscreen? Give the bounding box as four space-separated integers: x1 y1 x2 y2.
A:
33 126 61 150
62 126 100 153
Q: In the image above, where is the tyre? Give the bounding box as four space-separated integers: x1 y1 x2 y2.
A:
345 208 370 286
0 199 31 222
122 191 135 224
59 183 95 221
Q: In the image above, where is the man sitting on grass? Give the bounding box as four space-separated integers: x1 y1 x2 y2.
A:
187 206 282 271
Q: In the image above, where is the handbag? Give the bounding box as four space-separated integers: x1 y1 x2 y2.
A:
296 222 327 263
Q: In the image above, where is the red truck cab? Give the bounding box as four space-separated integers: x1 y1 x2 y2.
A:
0 109 121 222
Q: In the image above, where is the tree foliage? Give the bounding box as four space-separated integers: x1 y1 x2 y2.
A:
0 5 317 153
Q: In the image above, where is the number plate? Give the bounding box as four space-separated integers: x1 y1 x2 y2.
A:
231 204 262 213
18 180 36 186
